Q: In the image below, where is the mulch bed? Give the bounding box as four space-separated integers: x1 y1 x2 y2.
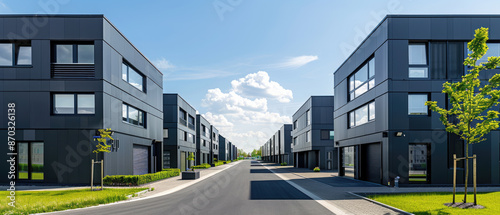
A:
444 202 485 209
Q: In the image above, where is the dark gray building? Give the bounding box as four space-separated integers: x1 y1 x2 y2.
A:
292 96 336 170
218 135 228 161
196 114 211 165
279 124 293 165
163 94 197 171
211 125 219 163
334 15 500 185
0 15 163 185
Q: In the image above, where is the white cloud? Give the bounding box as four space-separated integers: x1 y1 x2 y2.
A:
203 112 234 128
231 71 293 103
153 57 175 70
273 55 318 69
201 72 292 152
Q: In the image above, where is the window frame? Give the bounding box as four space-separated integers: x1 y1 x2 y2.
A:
122 103 146 128
408 43 429 79
17 141 44 181
0 41 32 67
52 93 95 115
52 42 95 64
408 93 430 116
122 60 146 92
348 57 375 101
348 101 375 128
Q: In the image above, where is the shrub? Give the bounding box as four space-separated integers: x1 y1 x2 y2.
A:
313 167 320 172
214 161 224 166
280 162 287 166
192 163 211 169
104 169 180 186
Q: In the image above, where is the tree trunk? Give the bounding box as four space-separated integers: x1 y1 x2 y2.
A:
464 143 469 203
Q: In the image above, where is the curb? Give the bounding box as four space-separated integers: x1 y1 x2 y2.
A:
126 188 151 198
347 192 414 215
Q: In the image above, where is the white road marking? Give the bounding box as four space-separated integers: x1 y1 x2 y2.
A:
262 164 352 215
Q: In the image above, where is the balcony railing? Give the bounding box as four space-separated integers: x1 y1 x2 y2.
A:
188 123 195 130
179 118 187 126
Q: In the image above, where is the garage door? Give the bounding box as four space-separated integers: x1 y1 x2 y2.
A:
361 143 381 184
133 145 149 175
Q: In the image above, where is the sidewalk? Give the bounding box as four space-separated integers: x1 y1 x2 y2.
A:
1 161 241 194
260 162 500 215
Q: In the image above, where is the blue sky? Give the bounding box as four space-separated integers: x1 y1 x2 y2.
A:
2 0 500 152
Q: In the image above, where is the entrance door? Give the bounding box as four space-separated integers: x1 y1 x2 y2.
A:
361 143 381 184
180 151 186 171
409 144 430 183
133 145 149 175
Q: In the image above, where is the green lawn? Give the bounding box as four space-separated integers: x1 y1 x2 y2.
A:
369 192 500 215
0 188 147 215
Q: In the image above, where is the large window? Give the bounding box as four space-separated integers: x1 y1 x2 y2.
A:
321 130 333 140
408 94 429 115
53 94 95 115
179 108 187 126
122 61 145 92
306 110 311 126
409 144 429 183
477 43 500 65
188 133 195 144
18 142 44 180
409 43 428 78
342 146 354 178
0 42 32 66
122 104 145 127
349 101 375 128
54 44 94 64
349 58 375 100
306 131 311 142
188 115 195 130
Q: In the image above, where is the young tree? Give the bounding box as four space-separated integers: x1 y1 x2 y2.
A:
425 27 500 204
188 152 195 171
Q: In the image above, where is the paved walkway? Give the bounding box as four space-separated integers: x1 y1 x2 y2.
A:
261 162 500 215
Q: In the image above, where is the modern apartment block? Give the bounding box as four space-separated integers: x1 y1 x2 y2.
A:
211 125 219 162
334 15 500 185
196 114 211 164
163 94 197 171
219 135 228 161
279 124 293 165
292 96 336 170
0 15 163 184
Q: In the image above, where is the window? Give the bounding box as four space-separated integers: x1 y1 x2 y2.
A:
409 44 428 78
349 58 375 100
409 144 429 183
179 109 187 126
0 42 32 66
203 139 206 147
321 130 331 140
342 146 355 178
349 101 375 127
408 94 429 115
163 129 168 138
122 61 145 92
122 104 146 127
306 131 311 142
53 94 95 115
187 133 195 143
54 43 94 64
18 142 44 180
476 43 500 66
188 115 195 130
293 120 297 130
306 110 311 126
330 131 335 140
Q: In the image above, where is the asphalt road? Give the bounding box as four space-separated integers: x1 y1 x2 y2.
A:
54 160 334 215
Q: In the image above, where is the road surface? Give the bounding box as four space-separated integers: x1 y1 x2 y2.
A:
54 160 334 215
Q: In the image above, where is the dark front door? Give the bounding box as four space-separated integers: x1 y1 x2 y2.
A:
360 143 381 184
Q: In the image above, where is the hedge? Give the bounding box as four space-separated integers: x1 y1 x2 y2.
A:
103 169 180 186
192 163 211 169
214 161 224 166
